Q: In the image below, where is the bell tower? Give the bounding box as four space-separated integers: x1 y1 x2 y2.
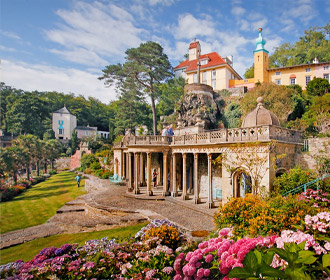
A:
254 28 269 83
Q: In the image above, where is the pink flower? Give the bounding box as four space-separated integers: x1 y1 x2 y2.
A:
196 268 204 278
205 254 213 263
174 275 182 280
204 268 211 277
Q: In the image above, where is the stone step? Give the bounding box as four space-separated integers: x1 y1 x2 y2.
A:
56 205 85 213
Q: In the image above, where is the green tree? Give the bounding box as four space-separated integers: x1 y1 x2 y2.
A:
6 92 49 138
0 146 28 184
306 77 330 97
223 102 242 128
244 65 254 79
240 83 297 125
71 130 80 155
156 77 185 116
13 134 40 180
99 41 173 135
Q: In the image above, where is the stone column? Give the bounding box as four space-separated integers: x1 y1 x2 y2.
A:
162 152 169 196
194 153 200 204
182 153 188 200
121 151 124 178
128 152 133 192
207 153 214 208
125 153 129 181
147 152 152 196
134 152 140 194
139 152 144 187
172 153 178 197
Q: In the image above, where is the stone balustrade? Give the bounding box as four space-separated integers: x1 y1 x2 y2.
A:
113 125 302 148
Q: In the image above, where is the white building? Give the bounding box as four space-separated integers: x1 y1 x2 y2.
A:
52 106 77 141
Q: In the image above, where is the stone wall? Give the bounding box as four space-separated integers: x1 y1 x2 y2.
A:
295 137 330 170
55 157 71 171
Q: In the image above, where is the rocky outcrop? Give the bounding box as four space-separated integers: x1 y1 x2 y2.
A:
176 83 223 130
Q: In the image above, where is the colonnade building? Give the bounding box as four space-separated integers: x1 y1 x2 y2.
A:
112 97 302 208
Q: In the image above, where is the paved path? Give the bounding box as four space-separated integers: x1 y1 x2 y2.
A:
1 175 217 250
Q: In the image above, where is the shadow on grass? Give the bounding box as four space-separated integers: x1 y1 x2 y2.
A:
12 190 69 201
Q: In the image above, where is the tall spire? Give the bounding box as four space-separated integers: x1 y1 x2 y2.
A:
254 28 268 54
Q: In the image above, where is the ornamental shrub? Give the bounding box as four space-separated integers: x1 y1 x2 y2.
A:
90 161 101 171
214 194 318 238
144 225 181 250
273 167 317 195
80 154 98 171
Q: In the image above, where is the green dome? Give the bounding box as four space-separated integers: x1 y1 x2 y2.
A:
254 28 268 53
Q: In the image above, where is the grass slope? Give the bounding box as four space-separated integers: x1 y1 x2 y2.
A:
0 223 147 265
0 172 86 233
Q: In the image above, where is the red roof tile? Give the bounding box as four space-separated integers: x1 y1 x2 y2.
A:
189 41 199 49
174 52 227 72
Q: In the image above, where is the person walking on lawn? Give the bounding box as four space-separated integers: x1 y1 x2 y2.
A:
76 173 81 188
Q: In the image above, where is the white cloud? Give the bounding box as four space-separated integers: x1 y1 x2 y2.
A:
148 0 175 6
1 59 117 104
173 14 215 40
0 30 21 40
45 1 145 66
231 6 245 16
0 45 15 52
49 48 108 66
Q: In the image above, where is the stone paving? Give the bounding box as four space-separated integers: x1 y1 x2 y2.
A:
1 175 217 250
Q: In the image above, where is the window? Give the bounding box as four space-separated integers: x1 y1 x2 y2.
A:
324 66 329 70
305 76 311 85
200 60 208 66
193 74 197 83
212 70 216 79
59 129 64 135
212 80 216 89
305 68 311 72
275 79 281 85
290 78 296 85
202 72 207 83
276 71 281 76
84 131 90 136
324 74 329 82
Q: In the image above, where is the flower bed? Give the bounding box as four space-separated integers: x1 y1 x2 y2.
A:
0 176 48 202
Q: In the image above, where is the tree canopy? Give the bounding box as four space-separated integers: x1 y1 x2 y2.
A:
99 41 173 135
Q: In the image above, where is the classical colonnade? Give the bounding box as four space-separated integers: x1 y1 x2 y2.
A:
121 151 216 208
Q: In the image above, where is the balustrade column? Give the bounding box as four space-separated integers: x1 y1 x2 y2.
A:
121 151 125 178
194 153 200 204
134 152 140 194
172 153 178 197
207 153 214 208
182 153 188 200
162 152 169 196
139 152 144 187
128 152 133 192
147 152 152 196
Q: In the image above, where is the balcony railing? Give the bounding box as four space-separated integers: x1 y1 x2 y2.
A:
113 125 302 148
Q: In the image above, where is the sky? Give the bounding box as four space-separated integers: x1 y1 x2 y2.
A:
1 0 329 104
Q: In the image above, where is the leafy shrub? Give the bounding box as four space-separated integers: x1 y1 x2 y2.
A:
49 170 57 175
273 167 317 195
95 150 110 157
94 169 103 177
90 161 101 171
113 135 124 143
101 171 111 179
84 168 92 174
144 225 181 250
0 183 29 202
80 154 98 171
214 194 318 238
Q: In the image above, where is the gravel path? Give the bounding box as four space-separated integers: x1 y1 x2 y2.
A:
1 175 217 250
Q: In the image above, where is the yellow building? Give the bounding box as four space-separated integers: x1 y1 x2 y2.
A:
229 28 330 90
174 40 242 91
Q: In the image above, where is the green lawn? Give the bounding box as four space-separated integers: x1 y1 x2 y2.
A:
0 171 86 233
0 223 147 264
